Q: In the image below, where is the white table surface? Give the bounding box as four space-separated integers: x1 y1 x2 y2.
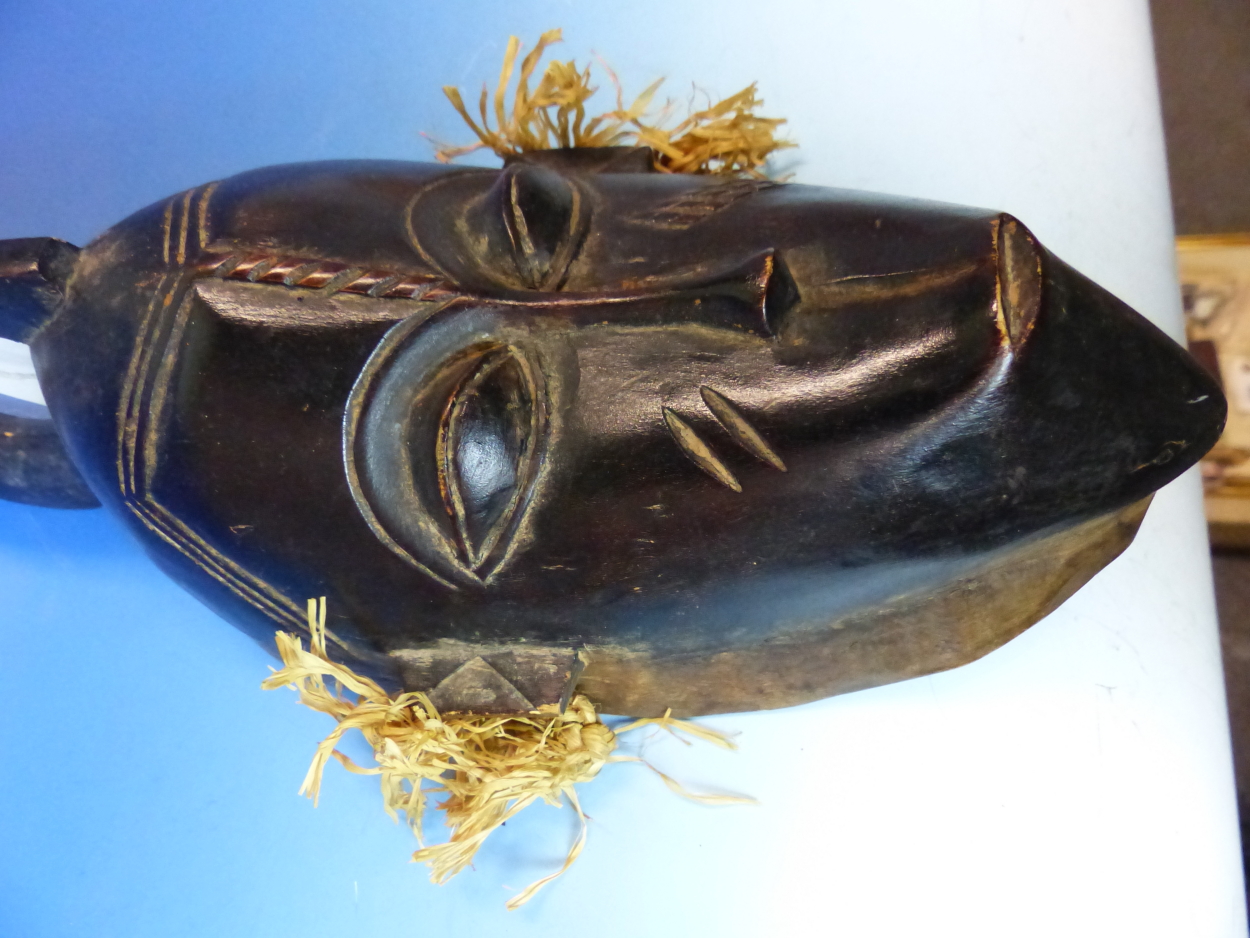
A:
0 2 1244 935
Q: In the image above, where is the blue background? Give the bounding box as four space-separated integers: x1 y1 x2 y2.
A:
0 3 788 934
5 2 1245 936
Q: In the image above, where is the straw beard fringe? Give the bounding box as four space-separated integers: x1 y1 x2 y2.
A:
261 598 753 910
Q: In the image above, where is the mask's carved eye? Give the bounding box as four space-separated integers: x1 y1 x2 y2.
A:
345 307 554 589
761 251 801 336
438 351 536 569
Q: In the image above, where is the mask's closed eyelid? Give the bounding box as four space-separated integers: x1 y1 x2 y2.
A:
504 165 579 290
761 250 801 336
345 305 558 590
996 214 1043 348
439 347 539 571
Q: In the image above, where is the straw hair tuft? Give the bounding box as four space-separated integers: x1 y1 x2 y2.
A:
435 28 794 179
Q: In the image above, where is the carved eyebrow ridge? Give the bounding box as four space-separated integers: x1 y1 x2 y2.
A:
699 386 787 472
662 408 742 493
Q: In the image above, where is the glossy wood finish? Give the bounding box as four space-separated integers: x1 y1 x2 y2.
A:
0 150 1225 714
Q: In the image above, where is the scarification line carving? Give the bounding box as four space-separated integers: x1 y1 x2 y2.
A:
118 272 175 495
114 181 445 661
700 386 786 472
176 189 193 266
631 179 778 230
195 250 453 301
663 407 741 493
282 261 321 286
114 246 339 649
213 255 243 278
813 259 982 306
245 257 279 282
160 201 174 267
196 181 219 250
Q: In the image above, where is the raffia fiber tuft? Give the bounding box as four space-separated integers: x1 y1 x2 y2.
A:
262 598 754 909
435 28 794 179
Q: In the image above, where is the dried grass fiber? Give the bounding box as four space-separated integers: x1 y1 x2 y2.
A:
435 28 793 179
262 598 753 909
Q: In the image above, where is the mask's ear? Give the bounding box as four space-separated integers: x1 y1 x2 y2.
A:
0 238 79 342
0 412 99 508
0 237 100 510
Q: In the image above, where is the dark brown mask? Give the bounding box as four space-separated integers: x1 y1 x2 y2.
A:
0 148 1225 716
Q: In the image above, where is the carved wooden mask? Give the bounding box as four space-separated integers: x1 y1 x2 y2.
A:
0 149 1225 715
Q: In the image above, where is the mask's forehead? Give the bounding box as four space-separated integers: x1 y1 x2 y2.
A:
201 161 1003 314
203 159 479 275
562 173 1002 294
